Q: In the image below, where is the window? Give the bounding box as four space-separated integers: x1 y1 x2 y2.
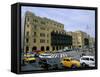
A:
34 39 36 43
66 59 70 61
40 39 45 43
47 40 49 43
63 59 70 61
34 32 36 36
47 34 49 37
56 46 58 50
46 46 49 51
34 25 37 29
63 59 66 61
33 19 38 22
27 24 29 27
53 46 55 51
40 33 45 37
26 31 29 36
79 45 81 47
82 58 89 61
32 46 37 51
40 27 45 30
59 46 61 49
26 38 29 43
41 46 45 51
85 58 89 60
78 42 81 44
27 17 29 21
26 46 29 53
54 23 56 25
41 21 45 25
90 58 94 61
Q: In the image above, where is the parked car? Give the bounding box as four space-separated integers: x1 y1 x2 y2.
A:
39 54 52 58
23 54 36 63
39 58 59 70
60 57 80 68
24 53 35 57
80 56 95 67
33 50 45 54
56 49 63 53
38 58 51 70
38 54 59 70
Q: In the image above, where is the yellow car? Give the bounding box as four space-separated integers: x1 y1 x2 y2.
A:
60 57 80 68
23 54 36 63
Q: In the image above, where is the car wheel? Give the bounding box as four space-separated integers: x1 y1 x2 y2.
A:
81 63 86 67
52 64 58 70
71 65 77 68
43 64 50 70
21 60 26 66
32 60 36 63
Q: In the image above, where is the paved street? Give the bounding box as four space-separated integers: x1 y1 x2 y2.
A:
42 49 95 60
21 49 95 71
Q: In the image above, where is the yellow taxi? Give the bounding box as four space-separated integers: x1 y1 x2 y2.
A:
60 57 80 68
38 51 45 54
23 54 36 63
33 50 45 54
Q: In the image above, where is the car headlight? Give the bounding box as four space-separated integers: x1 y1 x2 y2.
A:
91 63 95 65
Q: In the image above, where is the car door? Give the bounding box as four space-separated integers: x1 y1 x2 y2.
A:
64 59 71 67
89 58 95 66
84 57 90 65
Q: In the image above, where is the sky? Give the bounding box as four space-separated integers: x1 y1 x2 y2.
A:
21 6 95 38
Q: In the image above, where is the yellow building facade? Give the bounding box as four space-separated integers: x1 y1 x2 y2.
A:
24 11 71 53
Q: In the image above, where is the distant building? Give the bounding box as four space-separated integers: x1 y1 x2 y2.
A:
89 37 95 48
24 11 72 53
67 31 90 49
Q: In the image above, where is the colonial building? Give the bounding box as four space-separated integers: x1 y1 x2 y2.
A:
51 31 72 51
67 31 90 49
24 11 72 53
89 37 95 48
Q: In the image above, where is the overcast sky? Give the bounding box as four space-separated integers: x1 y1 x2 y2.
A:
21 6 95 38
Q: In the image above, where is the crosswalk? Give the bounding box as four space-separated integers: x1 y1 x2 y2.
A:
50 53 67 58
38 50 94 60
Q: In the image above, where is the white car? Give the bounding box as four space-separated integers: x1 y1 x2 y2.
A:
80 56 95 67
39 54 52 58
55 49 63 53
